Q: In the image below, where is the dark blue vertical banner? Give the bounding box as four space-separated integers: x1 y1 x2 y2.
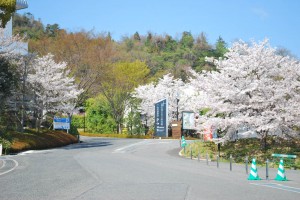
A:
155 98 168 137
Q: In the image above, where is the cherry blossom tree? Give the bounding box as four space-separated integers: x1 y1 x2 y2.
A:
28 54 83 129
133 74 195 126
189 39 300 147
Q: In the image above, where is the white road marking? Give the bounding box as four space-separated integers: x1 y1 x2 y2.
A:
0 159 19 176
113 140 150 153
113 140 171 153
18 149 54 155
250 183 300 194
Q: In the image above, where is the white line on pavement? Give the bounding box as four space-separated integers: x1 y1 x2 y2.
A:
113 140 150 153
113 139 173 153
18 149 54 155
250 183 300 194
0 159 19 176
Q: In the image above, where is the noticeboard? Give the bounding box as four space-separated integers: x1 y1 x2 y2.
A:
53 117 70 130
182 111 195 130
154 98 168 137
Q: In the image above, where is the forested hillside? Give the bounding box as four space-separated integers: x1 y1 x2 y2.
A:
13 12 227 83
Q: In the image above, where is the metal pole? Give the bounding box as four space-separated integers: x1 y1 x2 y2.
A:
190 146 193 159
198 150 200 162
230 154 232 171
217 155 219 168
266 159 269 180
245 156 248 174
83 111 86 132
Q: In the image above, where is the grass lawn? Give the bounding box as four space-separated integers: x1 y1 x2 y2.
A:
181 137 300 169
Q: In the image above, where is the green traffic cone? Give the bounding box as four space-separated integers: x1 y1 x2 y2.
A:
275 159 287 181
248 158 262 180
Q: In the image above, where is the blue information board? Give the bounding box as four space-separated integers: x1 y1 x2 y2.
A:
155 99 168 137
53 117 70 130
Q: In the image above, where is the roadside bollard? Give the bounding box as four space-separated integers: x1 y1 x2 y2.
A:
190 146 193 159
198 150 200 162
206 153 209 165
266 159 269 180
230 154 233 171
245 156 249 174
217 155 219 168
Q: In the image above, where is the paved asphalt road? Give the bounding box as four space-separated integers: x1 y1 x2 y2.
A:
0 136 300 200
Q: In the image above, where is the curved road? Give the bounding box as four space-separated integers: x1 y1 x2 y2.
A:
0 137 300 200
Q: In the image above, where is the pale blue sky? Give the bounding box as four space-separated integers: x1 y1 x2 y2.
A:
19 0 300 58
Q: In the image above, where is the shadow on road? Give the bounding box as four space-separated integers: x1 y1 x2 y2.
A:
166 148 182 158
62 140 112 150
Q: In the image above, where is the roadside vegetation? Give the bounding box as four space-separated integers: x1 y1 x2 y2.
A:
1 129 78 154
181 137 300 169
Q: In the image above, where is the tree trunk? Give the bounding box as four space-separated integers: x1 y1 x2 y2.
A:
118 123 122 134
35 118 40 133
260 131 268 150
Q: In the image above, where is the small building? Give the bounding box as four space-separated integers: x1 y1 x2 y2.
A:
1 0 28 55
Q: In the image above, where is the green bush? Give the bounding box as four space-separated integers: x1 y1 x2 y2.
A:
72 115 85 128
69 123 79 136
0 136 12 154
85 97 116 134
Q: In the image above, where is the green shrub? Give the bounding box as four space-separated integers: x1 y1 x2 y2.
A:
85 97 116 134
69 123 79 136
0 137 12 154
72 115 85 128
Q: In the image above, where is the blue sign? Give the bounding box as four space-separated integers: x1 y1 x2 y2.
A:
53 117 70 130
155 99 168 137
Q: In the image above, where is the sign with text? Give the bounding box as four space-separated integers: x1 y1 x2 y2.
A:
182 111 195 130
155 98 168 137
53 117 70 130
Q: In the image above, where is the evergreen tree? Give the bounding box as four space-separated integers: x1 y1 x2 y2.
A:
133 31 141 41
180 31 194 49
215 36 228 58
